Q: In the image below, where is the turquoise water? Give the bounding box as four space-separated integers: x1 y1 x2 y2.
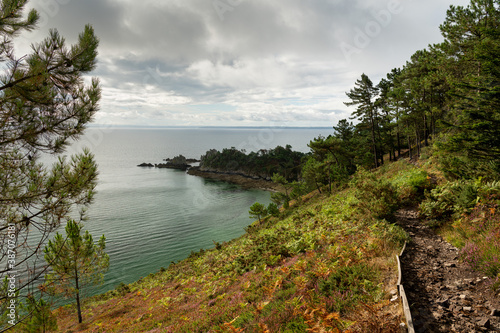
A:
57 127 332 295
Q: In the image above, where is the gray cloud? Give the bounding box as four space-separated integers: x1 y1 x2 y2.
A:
17 0 471 126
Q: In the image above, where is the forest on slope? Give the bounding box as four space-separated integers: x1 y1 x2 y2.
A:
305 0 499 185
197 0 500 198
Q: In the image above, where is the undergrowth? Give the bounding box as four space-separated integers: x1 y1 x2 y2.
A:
417 154 500 288
46 160 430 332
434 182 500 282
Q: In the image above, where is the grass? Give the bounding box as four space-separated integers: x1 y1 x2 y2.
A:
442 189 500 280
18 160 439 332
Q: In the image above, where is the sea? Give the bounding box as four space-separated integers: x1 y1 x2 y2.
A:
44 127 332 296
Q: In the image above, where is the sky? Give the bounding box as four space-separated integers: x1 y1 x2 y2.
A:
16 0 470 127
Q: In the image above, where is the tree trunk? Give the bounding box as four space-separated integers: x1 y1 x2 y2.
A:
75 268 83 323
375 118 384 166
327 166 332 194
370 114 379 168
408 134 412 159
423 112 429 147
396 111 401 158
415 130 420 157
406 120 412 159
315 181 322 194
414 119 421 157
397 129 401 158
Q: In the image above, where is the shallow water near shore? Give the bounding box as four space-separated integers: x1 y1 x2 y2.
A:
49 127 330 296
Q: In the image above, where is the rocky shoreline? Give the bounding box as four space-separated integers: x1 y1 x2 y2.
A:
137 162 191 171
138 162 281 192
187 166 281 192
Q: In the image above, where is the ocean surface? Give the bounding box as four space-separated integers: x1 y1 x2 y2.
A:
50 127 332 295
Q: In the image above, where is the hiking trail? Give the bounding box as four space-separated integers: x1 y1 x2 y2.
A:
395 207 500 332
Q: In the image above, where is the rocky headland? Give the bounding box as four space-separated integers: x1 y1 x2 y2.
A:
187 166 281 192
138 151 283 191
164 157 200 164
138 154 197 171
156 163 191 171
137 162 191 170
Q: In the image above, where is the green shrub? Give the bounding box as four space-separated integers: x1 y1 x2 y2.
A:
232 232 295 274
408 170 431 191
420 180 479 221
267 203 280 217
283 318 308 332
456 183 478 211
350 168 397 218
436 153 500 181
233 311 255 328
115 282 131 296
478 181 500 199
389 164 433 202
419 146 433 161
19 297 58 333
260 299 301 332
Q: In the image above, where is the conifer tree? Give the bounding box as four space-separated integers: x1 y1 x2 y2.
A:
248 203 267 223
44 220 109 324
345 74 381 167
439 0 500 161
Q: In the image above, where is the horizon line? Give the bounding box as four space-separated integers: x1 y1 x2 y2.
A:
88 124 334 130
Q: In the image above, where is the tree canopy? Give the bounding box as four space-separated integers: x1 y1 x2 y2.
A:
200 145 305 181
336 0 500 179
298 0 500 194
0 0 101 328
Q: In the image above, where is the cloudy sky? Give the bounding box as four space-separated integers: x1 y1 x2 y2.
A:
18 0 470 127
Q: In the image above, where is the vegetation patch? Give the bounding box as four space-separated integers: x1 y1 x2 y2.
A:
48 161 414 332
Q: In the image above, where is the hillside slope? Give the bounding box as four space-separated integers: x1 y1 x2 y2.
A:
50 160 438 332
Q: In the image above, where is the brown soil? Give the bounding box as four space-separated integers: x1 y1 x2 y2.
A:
186 167 282 192
396 207 500 332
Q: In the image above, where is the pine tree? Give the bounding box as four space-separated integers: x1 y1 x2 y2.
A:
375 78 397 161
44 220 109 324
439 0 500 161
248 203 267 223
0 0 101 317
345 74 381 167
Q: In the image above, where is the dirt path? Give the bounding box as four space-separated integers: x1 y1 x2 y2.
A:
395 207 500 332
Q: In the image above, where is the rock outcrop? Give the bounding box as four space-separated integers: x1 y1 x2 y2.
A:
137 163 154 167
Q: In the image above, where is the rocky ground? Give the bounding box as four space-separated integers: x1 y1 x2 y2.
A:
186 166 282 192
396 208 500 332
